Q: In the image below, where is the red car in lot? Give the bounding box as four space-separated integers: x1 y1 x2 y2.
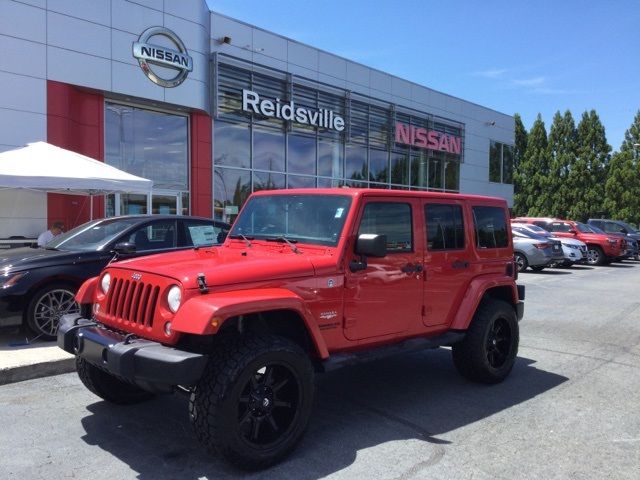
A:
513 217 625 266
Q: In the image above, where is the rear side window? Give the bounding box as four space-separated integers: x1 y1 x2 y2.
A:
426 204 464 250
358 202 413 252
472 206 508 248
548 222 572 233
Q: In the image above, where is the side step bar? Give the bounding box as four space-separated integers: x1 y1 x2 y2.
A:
321 331 465 372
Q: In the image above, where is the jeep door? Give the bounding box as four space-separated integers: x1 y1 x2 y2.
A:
422 200 474 327
343 197 424 340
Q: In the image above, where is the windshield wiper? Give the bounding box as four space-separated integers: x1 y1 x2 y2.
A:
228 234 253 247
265 236 300 254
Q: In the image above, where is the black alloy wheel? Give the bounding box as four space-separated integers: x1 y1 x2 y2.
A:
485 316 513 369
189 334 314 470
452 299 519 384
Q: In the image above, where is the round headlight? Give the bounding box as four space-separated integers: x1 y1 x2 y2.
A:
167 285 182 313
101 273 111 294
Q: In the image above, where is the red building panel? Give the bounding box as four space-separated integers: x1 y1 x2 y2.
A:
46 81 104 228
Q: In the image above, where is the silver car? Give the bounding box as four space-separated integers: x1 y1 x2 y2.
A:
512 223 587 265
512 229 564 272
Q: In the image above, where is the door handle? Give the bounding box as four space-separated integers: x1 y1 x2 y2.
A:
451 260 469 269
401 263 424 273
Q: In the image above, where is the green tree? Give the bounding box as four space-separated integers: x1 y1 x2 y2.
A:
566 110 611 220
512 113 528 216
605 110 640 224
547 110 577 218
620 109 640 156
603 151 638 223
517 114 550 216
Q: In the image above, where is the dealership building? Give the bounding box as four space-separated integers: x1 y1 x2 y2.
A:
0 0 514 238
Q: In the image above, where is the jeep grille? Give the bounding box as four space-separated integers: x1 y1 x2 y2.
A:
104 277 160 327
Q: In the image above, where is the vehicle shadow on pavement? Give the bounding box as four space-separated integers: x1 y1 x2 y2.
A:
79 348 567 479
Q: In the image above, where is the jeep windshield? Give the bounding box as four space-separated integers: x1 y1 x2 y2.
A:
230 194 352 247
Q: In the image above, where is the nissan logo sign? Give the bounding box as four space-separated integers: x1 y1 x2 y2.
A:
132 27 193 88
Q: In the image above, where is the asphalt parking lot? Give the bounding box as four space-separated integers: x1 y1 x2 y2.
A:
1 262 639 479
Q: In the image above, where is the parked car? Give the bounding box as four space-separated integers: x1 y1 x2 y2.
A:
586 224 637 260
59 188 525 469
587 219 640 260
0 215 230 340
513 217 625 266
511 229 564 272
511 223 587 266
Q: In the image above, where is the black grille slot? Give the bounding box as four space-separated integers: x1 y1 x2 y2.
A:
105 278 159 327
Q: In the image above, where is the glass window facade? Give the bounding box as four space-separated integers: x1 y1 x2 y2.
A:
105 102 190 216
489 140 514 184
213 61 464 222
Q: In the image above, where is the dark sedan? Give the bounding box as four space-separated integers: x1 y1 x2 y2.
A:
0 215 229 340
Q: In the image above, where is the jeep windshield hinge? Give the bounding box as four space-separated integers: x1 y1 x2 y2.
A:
349 255 368 272
197 273 209 293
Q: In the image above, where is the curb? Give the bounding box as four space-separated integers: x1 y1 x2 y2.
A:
0 357 76 386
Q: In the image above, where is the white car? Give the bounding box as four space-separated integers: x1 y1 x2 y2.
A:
512 223 587 266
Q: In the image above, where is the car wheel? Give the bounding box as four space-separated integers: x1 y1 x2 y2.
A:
586 246 605 265
530 266 545 272
514 253 528 272
26 283 80 340
189 334 315 470
76 358 155 405
452 299 519 384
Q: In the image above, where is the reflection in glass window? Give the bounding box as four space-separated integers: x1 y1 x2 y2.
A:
502 145 514 184
473 206 508 248
369 148 389 183
445 161 460 191
410 153 428 189
288 135 316 175
105 103 188 190
390 151 409 185
253 171 285 192
231 194 352 246
426 204 464 250
489 141 514 184
429 157 443 190
288 175 316 188
253 128 285 172
346 145 367 182
318 140 343 178
358 202 413 252
214 167 250 223
121 194 148 215
214 122 250 168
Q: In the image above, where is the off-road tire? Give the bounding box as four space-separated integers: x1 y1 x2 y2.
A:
452 299 519 384
514 252 528 272
189 334 315 470
26 283 80 340
586 245 605 266
76 357 155 405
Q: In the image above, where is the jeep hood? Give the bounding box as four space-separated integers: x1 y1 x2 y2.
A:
107 244 325 288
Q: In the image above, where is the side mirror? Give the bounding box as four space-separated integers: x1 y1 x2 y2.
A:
113 242 136 254
350 234 387 272
355 233 387 258
568 229 577 235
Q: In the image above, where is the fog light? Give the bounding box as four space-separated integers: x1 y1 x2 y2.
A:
164 321 172 336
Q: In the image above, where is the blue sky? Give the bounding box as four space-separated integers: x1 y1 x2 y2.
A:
207 0 639 151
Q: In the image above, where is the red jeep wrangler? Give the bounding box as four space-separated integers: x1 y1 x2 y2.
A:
59 189 524 469
513 217 625 265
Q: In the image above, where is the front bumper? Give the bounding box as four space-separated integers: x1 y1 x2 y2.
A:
58 315 207 393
